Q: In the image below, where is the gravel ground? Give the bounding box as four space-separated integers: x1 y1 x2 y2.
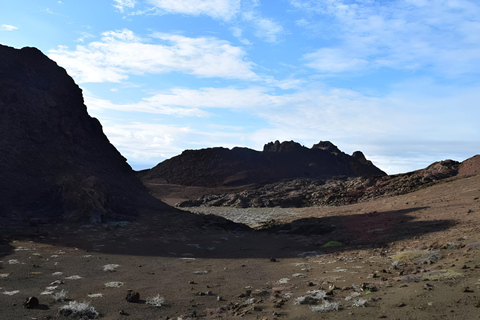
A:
180 207 300 228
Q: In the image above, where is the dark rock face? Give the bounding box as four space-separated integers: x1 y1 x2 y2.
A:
140 140 386 188
0 44 164 223
178 159 461 208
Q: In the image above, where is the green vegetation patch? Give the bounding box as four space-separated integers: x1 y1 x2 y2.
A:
322 241 343 248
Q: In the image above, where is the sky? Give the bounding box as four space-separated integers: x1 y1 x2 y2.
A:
1 0 479 174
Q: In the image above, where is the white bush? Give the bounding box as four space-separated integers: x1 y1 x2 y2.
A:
352 298 368 307
58 301 98 319
53 289 69 302
102 264 120 272
294 290 327 305
310 300 340 312
145 294 165 307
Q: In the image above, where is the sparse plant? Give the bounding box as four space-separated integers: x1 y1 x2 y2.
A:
102 264 119 272
294 290 327 305
145 294 165 307
309 300 340 312
352 298 367 307
391 250 441 266
58 300 98 319
105 281 124 288
53 289 69 302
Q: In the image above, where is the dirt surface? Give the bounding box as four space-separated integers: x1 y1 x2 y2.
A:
1 173 480 319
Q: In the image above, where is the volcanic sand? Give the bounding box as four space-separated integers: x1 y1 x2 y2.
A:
1 174 480 319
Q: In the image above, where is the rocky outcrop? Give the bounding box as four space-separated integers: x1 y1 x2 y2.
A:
177 159 461 208
140 140 386 188
0 44 166 223
458 155 480 176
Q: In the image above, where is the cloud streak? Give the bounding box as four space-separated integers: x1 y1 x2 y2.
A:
48 29 259 83
87 80 480 173
146 0 240 21
293 0 480 76
1 24 18 31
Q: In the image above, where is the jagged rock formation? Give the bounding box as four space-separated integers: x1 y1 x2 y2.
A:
177 159 462 208
139 140 386 188
0 44 167 223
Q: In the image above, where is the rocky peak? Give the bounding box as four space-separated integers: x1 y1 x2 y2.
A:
263 140 306 153
312 141 341 154
352 151 368 163
141 139 386 187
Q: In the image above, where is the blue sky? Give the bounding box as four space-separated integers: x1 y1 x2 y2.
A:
1 0 479 174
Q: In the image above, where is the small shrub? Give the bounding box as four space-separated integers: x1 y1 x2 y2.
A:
102 264 120 272
105 281 124 288
352 298 367 307
53 289 69 302
145 295 165 307
58 301 98 319
310 300 340 312
294 290 327 305
391 250 441 266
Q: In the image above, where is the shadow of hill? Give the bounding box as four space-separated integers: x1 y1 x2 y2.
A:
0 206 455 259
264 207 448 248
0 237 14 260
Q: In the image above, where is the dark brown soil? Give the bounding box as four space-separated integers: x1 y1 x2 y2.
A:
1 173 480 319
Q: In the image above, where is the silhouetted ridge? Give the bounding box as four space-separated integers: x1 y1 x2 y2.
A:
0 44 168 223
140 140 386 187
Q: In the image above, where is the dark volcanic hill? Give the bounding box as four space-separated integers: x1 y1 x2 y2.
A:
139 140 386 187
0 44 168 224
176 159 466 208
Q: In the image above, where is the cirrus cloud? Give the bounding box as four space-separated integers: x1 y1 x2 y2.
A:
48 29 260 83
1 24 18 31
146 0 240 21
293 0 480 76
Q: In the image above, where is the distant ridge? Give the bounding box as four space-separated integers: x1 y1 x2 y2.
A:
139 140 386 187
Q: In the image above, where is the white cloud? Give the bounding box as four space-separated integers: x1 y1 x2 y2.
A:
292 0 480 76
113 0 136 12
303 48 368 73
242 11 283 43
100 121 192 163
86 80 480 173
147 0 240 21
48 29 259 83
85 94 210 117
0 24 18 31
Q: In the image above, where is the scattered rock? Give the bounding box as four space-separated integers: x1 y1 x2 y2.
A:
424 283 434 291
463 287 474 293
23 296 39 309
126 291 140 302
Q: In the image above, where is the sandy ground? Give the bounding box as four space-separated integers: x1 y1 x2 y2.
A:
1 174 480 319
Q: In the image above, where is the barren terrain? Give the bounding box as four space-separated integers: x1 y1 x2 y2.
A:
1 173 480 319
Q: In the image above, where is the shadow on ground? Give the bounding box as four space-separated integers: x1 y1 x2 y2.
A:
0 206 455 259
0 237 14 260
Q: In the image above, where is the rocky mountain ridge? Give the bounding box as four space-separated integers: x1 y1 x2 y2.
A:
139 140 386 188
177 159 467 208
